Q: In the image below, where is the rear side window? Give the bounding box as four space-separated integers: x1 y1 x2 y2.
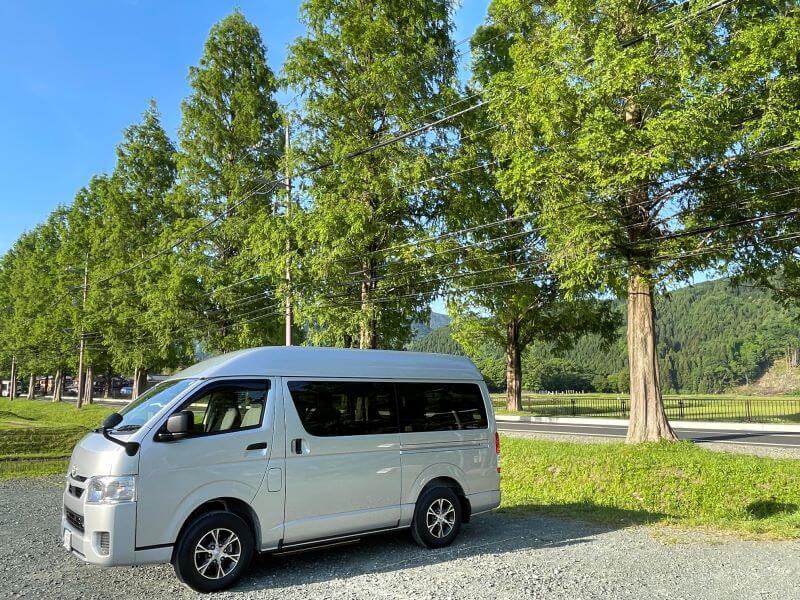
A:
288 380 398 436
397 382 487 432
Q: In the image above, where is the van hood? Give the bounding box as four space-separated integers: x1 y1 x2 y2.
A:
67 431 140 479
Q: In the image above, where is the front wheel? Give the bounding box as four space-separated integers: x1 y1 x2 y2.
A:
411 486 462 548
173 511 254 593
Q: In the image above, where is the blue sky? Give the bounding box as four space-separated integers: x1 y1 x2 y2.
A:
0 0 490 255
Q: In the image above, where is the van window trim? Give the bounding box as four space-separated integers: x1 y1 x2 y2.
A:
283 377 488 438
153 377 271 442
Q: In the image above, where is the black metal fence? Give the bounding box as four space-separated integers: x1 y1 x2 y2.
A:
492 394 800 424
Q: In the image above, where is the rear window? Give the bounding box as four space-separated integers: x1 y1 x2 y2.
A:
397 382 487 432
287 380 398 436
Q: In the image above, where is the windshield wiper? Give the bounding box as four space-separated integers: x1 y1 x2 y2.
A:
113 424 141 432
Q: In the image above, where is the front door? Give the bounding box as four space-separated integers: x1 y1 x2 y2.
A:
136 378 275 549
282 378 401 544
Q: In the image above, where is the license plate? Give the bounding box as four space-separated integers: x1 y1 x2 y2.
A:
63 529 71 551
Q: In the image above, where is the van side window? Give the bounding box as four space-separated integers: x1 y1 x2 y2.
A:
178 381 268 436
288 381 398 436
397 382 487 432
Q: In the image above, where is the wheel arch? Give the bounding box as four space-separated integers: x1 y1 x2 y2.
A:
170 495 261 559
408 464 472 524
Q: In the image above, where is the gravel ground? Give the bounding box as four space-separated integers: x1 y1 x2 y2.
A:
0 478 798 599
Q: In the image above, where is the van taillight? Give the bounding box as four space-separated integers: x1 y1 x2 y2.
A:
495 431 501 473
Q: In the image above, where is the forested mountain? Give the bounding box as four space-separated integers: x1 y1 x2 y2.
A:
410 280 800 394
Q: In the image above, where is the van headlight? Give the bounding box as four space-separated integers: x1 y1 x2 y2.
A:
86 475 136 504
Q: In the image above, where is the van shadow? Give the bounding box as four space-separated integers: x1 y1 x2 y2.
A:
235 503 665 593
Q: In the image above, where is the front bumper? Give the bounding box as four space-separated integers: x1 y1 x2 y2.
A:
62 488 137 566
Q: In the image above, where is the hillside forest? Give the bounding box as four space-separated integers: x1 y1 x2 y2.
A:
410 279 800 394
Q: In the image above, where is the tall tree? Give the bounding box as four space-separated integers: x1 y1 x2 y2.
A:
178 10 283 354
90 101 191 393
486 0 799 441
282 0 457 349
445 24 618 411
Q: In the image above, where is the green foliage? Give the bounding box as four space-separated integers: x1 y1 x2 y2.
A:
177 10 283 353
501 436 800 538
88 101 193 374
282 0 457 348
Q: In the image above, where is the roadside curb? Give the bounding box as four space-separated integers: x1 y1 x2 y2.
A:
495 414 800 433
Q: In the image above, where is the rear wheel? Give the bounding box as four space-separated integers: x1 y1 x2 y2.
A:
411 486 462 548
173 511 254 593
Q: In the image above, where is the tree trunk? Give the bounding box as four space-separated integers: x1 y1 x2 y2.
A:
27 373 35 399
359 260 377 349
132 368 148 400
625 273 676 442
76 366 85 408
506 320 523 412
104 372 112 399
9 356 17 399
53 370 62 403
84 366 94 405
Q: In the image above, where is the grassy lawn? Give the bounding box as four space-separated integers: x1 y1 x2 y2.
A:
492 392 800 423
501 436 800 539
2 399 798 540
0 399 113 478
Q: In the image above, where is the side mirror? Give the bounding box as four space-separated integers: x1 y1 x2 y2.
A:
102 412 123 430
165 410 193 438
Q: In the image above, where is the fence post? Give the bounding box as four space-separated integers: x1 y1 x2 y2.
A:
570 398 576 416
678 399 684 420
745 398 752 423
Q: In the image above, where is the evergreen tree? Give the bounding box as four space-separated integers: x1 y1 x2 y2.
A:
283 0 457 349
177 10 283 353
485 0 799 441
444 21 619 411
91 101 190 394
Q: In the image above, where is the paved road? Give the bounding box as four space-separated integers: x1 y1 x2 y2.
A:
497 420 800 448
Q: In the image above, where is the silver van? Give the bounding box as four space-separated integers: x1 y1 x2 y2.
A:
62 347 501 593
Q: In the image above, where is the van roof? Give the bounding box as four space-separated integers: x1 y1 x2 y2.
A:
173 346 483 381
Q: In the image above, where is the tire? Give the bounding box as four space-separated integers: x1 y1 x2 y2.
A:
173 511 254 593
410 486 462 549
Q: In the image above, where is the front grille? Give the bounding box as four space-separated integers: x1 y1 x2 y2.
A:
65 507 84 533
68 484 83 498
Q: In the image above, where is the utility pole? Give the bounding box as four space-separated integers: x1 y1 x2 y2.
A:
75 253 89 408
284 118 293 346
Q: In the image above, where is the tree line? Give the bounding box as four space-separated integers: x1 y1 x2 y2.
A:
1 0 798 442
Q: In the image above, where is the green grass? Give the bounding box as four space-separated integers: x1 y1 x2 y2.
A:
2 400 798 540
500 436 800 539
0 399 113 478
492 392 800 423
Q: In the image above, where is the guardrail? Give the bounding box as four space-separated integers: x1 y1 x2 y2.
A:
492 394 800 424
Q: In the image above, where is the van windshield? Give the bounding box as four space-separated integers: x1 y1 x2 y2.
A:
115 379 196 431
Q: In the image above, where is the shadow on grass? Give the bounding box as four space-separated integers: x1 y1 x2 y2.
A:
236 502 662 593
501 501 667 527
746 500 799 519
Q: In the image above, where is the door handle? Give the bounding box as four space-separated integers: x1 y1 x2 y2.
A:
246 442 268 451
291 438 303 454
